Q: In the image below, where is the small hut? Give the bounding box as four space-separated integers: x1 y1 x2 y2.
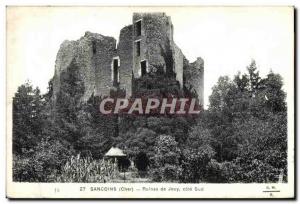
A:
104 147 129 171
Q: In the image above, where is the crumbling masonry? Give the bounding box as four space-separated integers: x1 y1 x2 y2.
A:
52 13 204 106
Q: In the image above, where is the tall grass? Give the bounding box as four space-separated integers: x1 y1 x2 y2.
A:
50 154 117 182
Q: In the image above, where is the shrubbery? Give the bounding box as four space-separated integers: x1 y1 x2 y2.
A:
13 139 72 182
150 135 182 182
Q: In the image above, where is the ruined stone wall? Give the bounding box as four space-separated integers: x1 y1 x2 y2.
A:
52 33 97 103
52 32 117 104
199 59 204 106
117 25 133 97
52 40 76 104
172 43 183 88
184 57 204 106
52 13 204 107
132 13 174 78
92 32 117 97
132 13 146 77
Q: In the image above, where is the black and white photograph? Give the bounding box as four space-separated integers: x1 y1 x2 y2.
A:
5 6 295 199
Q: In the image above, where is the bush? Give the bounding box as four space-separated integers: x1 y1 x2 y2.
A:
150 135 182 182
231 157 282 183
205 159 237 183
205 158 282 183
149 165 182 182
149 168 162 182
13 139 72 182
163 164 181 181
180 145 215 183
13 154 36 182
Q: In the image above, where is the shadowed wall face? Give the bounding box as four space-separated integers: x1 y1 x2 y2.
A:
93 34 117 97
117 25 133 97
52 32 117 103
132 13 175 78
184 57 204 106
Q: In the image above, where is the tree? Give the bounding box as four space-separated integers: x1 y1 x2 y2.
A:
180 124 215 183
150 135 181 182
206 60 287 164
204 60 287 182
230 112 287 182
122 127 157 160
207 76 238 161
209 76 236 112
234 71 249 92
247 60 261 95
51 59 85 146
13 81 44 154
76 95 116 159
260 71 286 112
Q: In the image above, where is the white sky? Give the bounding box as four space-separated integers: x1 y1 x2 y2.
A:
7 6 294 107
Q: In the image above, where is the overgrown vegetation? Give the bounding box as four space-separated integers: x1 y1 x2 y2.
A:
12 60 287 183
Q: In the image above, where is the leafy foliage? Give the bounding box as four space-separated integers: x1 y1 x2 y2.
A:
180 124 216 183
13 81 44 154
150 135 182 182
12 60 287 183
13 138 73 182
205 60 287 182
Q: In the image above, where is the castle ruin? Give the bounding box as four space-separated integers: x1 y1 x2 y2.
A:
52 13 204 106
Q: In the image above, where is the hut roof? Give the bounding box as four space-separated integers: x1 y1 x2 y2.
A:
104 147 126 157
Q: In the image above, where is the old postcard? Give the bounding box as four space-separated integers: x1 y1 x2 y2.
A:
6 6 295 199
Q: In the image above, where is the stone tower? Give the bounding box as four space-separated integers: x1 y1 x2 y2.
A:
131 13 183 87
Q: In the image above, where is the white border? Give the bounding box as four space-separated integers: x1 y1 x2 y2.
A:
1 1 298 201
